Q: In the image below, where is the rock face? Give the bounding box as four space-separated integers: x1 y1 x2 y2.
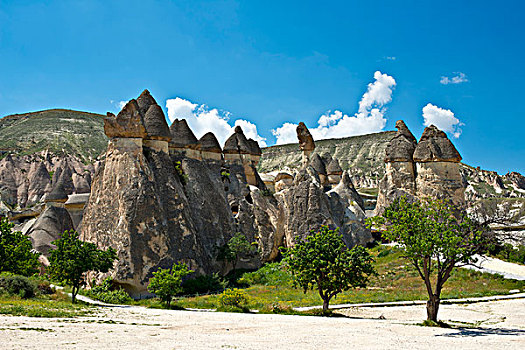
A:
376 120 418 213
79 90 373 296
27 206 74 255
296 122 315 165
414 125 464 206
376 122 465 214
80 91 279 296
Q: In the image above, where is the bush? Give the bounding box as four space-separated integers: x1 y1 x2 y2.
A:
218 288 248 310
0 273 36 298
239 262 291 286
86 278 132 304
29 276 54 295
182 273 227 295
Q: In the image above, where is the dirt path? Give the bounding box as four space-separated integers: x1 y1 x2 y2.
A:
1 298 524 349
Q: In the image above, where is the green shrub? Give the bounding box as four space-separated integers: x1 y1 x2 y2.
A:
218 288 248 310
239 262 291 286
29 276 54 295
182 273 227 295
86 278 132 304
0 274 36 298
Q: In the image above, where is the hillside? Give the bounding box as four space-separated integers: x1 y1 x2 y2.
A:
258 131 396 187
0 109 107 162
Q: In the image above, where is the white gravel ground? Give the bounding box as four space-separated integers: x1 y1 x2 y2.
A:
1 298 524 350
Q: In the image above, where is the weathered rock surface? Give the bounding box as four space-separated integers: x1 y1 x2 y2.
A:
413 125 462 162
27 206 74 255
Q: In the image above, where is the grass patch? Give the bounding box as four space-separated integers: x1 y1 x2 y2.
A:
0 292 93 318
170 246 525 312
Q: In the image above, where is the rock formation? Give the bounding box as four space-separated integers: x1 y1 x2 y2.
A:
375 122 466 214
375 120 418 213
169 119 200 159
296 122 315 165
413 125 464 206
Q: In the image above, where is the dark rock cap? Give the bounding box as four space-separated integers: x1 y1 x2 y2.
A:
104 100 147 138
309 153 326 175
169 119 199 148
326 158 343 175
296 122 315 152
45 182 68 202
223 126 252 154
143 104 171 141
198 132 222 153
413 125 462 162
247 139 262 156
136 89 158 116
385 120 418 162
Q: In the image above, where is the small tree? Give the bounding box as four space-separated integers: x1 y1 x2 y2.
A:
368 197 488 322
218 232 257 270
282 226 375 313
48 230 117 303
0 217 39 276
147 263 193 308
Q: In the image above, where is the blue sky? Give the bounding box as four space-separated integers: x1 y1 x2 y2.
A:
0 0 523 174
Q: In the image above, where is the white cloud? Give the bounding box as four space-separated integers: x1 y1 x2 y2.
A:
165 97 267 147
272 71 396 145
386 56 396 60
440 72 468 85
422 103 464 138
110 100 128 111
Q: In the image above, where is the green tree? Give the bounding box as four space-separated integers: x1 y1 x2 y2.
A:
281 226 375 313
0 217 39 276
368 197 488 322
218 232 257 270
147 263 193 308
48 230 117 303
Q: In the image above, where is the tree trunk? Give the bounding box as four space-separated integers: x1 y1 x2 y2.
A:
322 298 330 313
71 286 77 304
426 294 440 322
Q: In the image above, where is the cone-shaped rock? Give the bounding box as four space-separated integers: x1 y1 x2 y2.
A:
104 100 147 138
45 182 68 202
309 153 326 175
296 122 315 152
170 119 199 148
247 139 262 156
326 158 343 175
136 89 158 116
198 132 222 153
223 126 252 154
413 125 462 162
144 104 171 141
385 120 418 162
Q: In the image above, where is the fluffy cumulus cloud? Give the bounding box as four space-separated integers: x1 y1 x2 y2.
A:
440 72 468 85
422 103 464 138
272 71 396 144
165 98 267 147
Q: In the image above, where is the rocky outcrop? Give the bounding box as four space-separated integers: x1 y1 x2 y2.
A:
296 122 315 165
414 125 464 206
27 206 74 255
375 120 418 213
376 122 466 214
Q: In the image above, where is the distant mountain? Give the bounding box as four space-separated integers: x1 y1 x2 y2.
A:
0 109 107 162
258 131 396 189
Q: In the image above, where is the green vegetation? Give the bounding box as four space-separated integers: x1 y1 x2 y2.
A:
217 232 258 270
368 198 489 322
0 217 40 276
174 161 188 184
218 288 249 312
145 245 524 312
84 278 133 304
282 226 375 312
0 109 106 162
147 263 193 308
0 275 92 317
488 243 525 265
48 231 117 303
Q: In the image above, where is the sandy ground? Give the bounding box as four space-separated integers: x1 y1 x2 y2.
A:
1 298 524 350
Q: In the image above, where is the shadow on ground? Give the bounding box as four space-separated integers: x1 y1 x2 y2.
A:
437 327 525 338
